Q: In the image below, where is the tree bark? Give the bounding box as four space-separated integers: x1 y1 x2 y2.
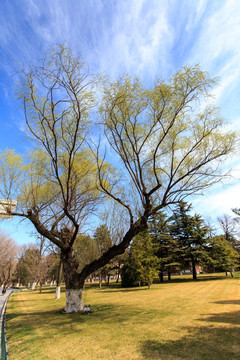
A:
116 270 120 283
191 257 197 280
168 271 171 281
31 282 37 290
55 260 63 300
64 289 84 313
159 271 164 282
61 247 85 313
148 279 151 289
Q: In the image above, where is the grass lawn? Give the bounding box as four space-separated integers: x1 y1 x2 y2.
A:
6 273 240 360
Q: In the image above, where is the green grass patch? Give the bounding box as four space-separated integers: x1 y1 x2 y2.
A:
6 273 240 360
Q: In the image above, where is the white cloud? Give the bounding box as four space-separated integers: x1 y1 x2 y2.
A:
192 181 240 219
187 0 240 105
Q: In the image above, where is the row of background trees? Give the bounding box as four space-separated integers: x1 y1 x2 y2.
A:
1 202 239 291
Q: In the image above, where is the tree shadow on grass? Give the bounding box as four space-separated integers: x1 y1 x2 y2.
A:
213 299 240 305
154 274 232 285
199 310 240 326
7 303 129 335
98 287 149 293
98 275 234 293
140 305 240 360
140 325 240 360
6 301 169 342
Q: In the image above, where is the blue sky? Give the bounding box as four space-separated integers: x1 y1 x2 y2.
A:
0 0 240 244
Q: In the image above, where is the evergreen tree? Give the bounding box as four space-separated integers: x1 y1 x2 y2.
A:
206 235 239 276
74 234 99 272
93 225 113 287
170 202 210 280
149 212 181 282
93 225 112 256
121 231 159 288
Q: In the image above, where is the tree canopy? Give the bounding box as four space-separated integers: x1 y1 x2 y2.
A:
0 46 237 312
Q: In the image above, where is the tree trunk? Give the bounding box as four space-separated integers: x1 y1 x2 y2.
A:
64 288 84 313
55 260 63 300
159 271 164 282
55 286 61 299
61 248 84 313
168 271 171 281
148 279 151 289
99 274 102 288
191 258 197 280
58 220 148 313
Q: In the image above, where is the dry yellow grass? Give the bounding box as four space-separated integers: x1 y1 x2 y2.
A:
6 274 240 360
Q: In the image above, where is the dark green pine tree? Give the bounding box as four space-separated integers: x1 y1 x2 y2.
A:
93 224 112 256
149 212 181 282
121 231 159 288
170 202 210 280
207 235 239 276
93 224 113 287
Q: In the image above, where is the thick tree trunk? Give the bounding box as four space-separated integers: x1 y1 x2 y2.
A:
61 247 85 313
64 289 84 313
58 219 148 313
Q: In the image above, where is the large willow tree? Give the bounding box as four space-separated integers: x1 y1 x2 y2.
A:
0 46 237 313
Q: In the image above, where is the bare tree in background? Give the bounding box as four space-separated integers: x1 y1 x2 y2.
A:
0 230 18 286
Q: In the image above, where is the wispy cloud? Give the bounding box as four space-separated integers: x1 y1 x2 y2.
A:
0 0 240 243
192 181 240 218
187 0 240 104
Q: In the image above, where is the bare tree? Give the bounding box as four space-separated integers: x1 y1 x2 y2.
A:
0 230 18 286
217 214 238 243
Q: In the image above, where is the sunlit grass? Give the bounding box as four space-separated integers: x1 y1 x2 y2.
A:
6 273 240 360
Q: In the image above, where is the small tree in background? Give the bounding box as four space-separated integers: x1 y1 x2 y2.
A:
15 244 57 290
207 235 239 276
93 224 112 287
121 231 159 288
218 214 239 246
0 231 18 286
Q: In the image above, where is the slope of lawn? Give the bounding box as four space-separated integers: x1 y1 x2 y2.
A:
6 274 240 360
